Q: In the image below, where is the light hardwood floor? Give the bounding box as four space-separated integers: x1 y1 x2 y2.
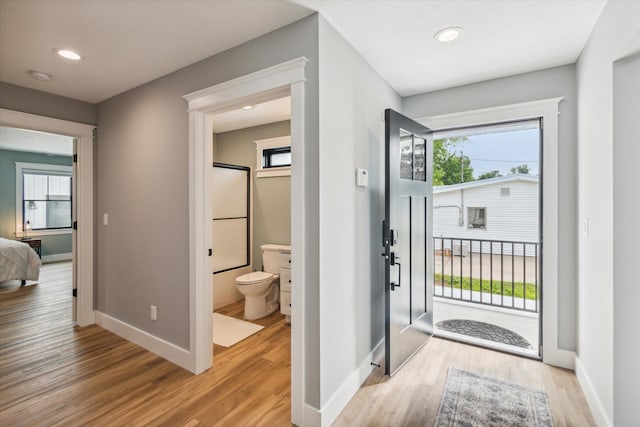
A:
1 263 594 426
0 262 291 426
334 337 595 427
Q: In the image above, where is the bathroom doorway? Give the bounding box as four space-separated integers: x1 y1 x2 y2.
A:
185 58 307 424
208 96 293 424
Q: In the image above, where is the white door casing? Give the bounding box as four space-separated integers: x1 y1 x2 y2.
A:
183 57 308 425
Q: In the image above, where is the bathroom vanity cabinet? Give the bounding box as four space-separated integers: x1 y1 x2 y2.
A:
280 251 291 322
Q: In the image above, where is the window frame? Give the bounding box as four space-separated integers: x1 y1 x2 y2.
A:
255 135 291 178
15 162 73 237
263 146 291 169
467 206 487 229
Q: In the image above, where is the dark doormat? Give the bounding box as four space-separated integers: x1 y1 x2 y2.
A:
436 319 532 349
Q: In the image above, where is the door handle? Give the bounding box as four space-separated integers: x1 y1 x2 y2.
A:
390 252 400 265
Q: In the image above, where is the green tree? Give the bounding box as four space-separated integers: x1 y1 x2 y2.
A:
477 170 502 180
510 164 530 174
433 137 474 185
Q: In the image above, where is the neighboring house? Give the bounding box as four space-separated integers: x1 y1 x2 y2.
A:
433 174 538 256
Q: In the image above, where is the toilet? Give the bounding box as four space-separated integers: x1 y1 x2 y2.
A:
235 244 290 320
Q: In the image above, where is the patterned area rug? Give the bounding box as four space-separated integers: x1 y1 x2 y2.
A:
435 368 554 427
436 319 532 349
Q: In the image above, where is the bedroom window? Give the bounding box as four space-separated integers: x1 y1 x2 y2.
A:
16 162 73 236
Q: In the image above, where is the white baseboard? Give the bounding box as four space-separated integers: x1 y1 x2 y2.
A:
42 252 72 263
95 311 192 372
543 347 575 370
575 357 612 427
303 404 321 427
313 339 385 427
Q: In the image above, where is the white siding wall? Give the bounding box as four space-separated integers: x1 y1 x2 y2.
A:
434 179 539 256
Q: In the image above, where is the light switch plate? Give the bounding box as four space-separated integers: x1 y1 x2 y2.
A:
356 168 368 187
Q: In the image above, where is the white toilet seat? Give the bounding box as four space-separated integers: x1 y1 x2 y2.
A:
236 271 278 285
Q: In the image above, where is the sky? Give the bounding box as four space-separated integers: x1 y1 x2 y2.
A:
442 128 540 178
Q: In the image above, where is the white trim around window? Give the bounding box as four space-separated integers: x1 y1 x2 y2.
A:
255 135 291 178
15 162 73 237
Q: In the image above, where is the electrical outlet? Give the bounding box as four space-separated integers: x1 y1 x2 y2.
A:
150 305 157 321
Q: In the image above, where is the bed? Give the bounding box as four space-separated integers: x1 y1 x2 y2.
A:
0 238 41 283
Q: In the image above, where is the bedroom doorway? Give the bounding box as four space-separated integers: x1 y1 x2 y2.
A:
0 125 74 320
0 109 95 326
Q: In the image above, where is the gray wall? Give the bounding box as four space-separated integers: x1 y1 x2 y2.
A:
0 149 73 257
318 16 402 408
403 64 578 351
613 52 640 427
0 82 96 125
95 15 320 406
214 121 291 268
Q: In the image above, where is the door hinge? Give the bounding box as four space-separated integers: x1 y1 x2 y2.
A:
72 289 77 298
72 221 78 230
73 154 78 163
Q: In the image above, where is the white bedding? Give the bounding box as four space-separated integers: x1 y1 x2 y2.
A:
0 238 41 282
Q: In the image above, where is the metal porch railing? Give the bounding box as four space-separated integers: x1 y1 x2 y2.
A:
433 237 540 313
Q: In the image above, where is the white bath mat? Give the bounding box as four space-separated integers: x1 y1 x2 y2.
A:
212 312 264 347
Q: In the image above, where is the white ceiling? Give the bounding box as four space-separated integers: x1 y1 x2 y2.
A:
0 1 607 103
212 97 291 134
0 0 312 103
0 126 73 156
294 0 607 96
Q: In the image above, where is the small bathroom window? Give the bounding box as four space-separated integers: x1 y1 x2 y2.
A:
263 147 291 168
255 136 291 178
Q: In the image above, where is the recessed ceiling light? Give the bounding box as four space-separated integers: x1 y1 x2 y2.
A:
242 105 254 110
53 48 83 61
434 27 464 43
28 70 52 81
